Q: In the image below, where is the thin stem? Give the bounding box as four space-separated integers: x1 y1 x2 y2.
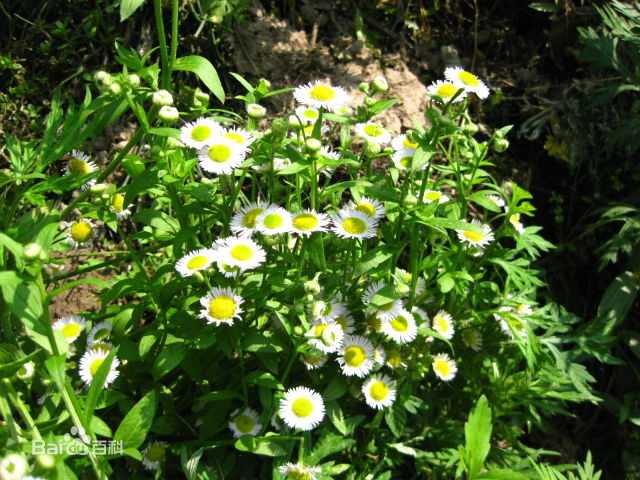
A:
170 0 179 74
0 389 21 440
154 0 170 89
3 380 42 441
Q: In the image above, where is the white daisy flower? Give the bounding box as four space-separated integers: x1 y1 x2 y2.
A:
354 122 392 145
78 346 120 387
426 80 467 103
0 453 27 480
456 221 494 248
222 126 255 149
516 303 533 316
444 66 490 99
279 462 321 480
279 386 325 431
362 374 397 410
197 138 247 175
422 190 450 204
255 206 292 235
230 200 272 236
294 105 321 124
302 350 328 370
293 81 349 112
331 209 378 239
110 193 131 219
66 219 95 248
495 307 528 339
142 442 167 472
175 248 217 277
199 287 243 326
432 353 457 381
306 321 344 354
334 311 355 334
348 196 385 220
509 213 525 233
337 335 375 377
462 328 483 352
290 210 329 236
319 145 341 162
381 308 417 344
487 194 506 210
362 282 404 322
180 117 222 149
392 148 415 170
53 315 86 344
391 133 418 152
432 310 455 340
215 236 266 271
66 150 97 190
228 408 262 438
87 321 113 346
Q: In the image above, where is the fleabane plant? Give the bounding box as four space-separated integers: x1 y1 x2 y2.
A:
0 44 598 478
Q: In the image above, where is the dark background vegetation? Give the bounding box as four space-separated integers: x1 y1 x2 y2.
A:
2 0 639 476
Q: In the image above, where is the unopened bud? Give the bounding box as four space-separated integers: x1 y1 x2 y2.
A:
159 106 179 123
109 83 122 95
36 453 56 470
494 138 509 153
372 76 389 93
152 89 174 106
24 243 42 260
247 103 266 119
288 115 303 129
358 82 370 94
258 78 271 91
127 74 141 87
365 142 382 156
94 70 112 86
305 138 322 154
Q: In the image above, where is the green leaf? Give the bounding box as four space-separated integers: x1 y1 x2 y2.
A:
476 469 529 480
85 348 119 426
596 270 640 336
114 390 158 450
464 395 492 479
306 433 355 464
245 371 283 390
152 343 186 380
173 55 225 103
120 0 146 21
355 247 393 276
234 435 290 457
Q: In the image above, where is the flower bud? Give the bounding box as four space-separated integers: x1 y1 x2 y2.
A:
271 118 288 137
0 453 27 480
193 88 209 106
365 97 377 107
152 89 174 106
127 73 141 88
94 70 112 86
159 106 180 123
303 273 322 295
89 182 110 193
305 138 322 154
36 454 56 470
365 142 382 156
372 75 389 93
463 121 479 135
337 106 353 117
287 115 303 129
494 138 509 153
258 78 271 91
246 103 266 119
109 82 122 95
358 82 370 94
23 243 43 260
167 137 183 149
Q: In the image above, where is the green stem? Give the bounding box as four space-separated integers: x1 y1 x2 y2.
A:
0 388 21 440
154 0 170 89
170 0 179 74
3 380 42 441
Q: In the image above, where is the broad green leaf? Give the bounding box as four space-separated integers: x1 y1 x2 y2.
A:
152 343 186 380
596 270 640 336
85 348 119 426
114 390 158 449
120 0 146 21
465 395 492 479
234 435 290 457
245 371 283 390
173 55 225 103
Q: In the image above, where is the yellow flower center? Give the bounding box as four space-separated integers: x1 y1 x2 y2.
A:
61 323 81 340
234 414 255 433
263 213 283 230
293 213 319 231
241 208 263 228
399 156 412 168
387 351 402 368
363 124 384 137
313 324 328 337
291 397 313 417
436 83 458 98
208 144 232 163
463 230 485 243
425 191 442 202
435 316 449 333
390 315 409 332
370 381 389 401
224 132 245 145
355 202 376 217
208 295 236 320
230 244 253 261
344 345 366 367
342 217 367 235
89 358 104 377
69 158 92 175
309 84 336 102
146 444 165 462
70 221 93 242
191 125 212 141
433 358 451 377
458 70 480 87
186 255 209 270
303 109 319 120
403 137 418 149
111 193 125 212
